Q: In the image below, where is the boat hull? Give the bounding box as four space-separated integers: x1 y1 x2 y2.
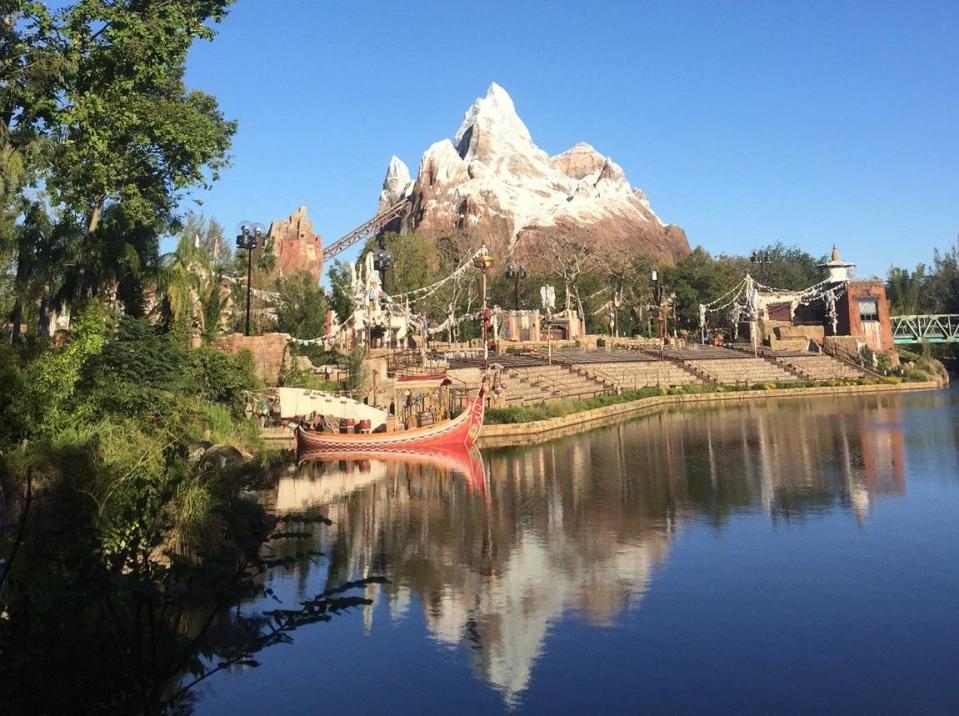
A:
295 383 485 453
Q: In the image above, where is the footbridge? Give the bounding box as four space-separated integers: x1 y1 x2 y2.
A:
892 314 959 344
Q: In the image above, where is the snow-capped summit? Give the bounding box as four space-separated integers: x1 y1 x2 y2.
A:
377 155 413 211
377 84 689 263
453 82 541 165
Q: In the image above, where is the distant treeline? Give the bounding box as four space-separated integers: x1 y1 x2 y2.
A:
886 239 959 316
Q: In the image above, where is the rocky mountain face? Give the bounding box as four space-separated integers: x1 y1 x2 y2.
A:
378 83 689 265
259 206 324 282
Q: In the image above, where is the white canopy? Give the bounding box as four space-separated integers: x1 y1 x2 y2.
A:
273 388 387 428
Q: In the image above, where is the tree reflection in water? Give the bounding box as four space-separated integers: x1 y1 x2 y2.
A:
0 475 383 714
267 395 908 705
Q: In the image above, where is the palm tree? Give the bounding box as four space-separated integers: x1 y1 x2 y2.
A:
155 236 224 342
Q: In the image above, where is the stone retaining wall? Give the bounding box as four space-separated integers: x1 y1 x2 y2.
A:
213 332 291 383
478 381 940 448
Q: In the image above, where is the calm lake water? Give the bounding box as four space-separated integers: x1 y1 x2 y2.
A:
198 386 959 714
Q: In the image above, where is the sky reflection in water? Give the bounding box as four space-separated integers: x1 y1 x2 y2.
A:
199 388 959 714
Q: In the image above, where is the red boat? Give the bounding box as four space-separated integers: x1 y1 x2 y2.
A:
295 381 486 453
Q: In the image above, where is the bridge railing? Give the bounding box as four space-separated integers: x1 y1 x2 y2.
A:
891 314 959 344
322 200 407 262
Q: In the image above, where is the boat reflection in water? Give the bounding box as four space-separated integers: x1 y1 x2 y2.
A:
287 444 489 509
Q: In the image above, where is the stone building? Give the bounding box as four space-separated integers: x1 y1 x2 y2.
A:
818 248 894 353
836 280 894 352
757 247 894 354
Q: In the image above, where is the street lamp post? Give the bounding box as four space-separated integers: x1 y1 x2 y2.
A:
473 247 494 367
236 221 265 336
504 261 527 311
750 250 772 281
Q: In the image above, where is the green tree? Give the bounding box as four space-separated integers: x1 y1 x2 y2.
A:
1 3 60 242
926 240 959 313
2 4 62 335
377 232 440 295
273 270 328 339
3 1 237 322
6 201 80 341
181 210 230 267
662 246 742 330
327 259 355 325
886 265 926 315
156 234 225 342
733 241 824 290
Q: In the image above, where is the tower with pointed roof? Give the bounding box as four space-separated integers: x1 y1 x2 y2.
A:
818 245 856 283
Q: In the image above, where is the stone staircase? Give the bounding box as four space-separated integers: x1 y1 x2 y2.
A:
782 355 868 380
501 365 611 404
687 358 797 386
576 360 705 390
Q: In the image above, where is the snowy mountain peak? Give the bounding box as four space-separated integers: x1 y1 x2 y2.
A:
377 155 413 212
454 82 538 162
377 84 689 264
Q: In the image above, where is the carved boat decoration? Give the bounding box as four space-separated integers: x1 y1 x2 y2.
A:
295 381 486 453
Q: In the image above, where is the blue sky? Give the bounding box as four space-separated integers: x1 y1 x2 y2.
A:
183 0 959 277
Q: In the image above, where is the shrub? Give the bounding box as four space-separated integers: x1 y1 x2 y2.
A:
189 346 260 416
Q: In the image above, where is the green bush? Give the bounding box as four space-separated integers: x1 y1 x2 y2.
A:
189 346 260 416
0 342 27 443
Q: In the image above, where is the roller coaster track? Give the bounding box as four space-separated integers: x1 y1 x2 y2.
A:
892 314 959 344
322 200 408 262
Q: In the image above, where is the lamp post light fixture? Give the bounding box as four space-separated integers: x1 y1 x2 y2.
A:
750 250 772 281
504 261 527 311
236 221 265 336
473 246 494 367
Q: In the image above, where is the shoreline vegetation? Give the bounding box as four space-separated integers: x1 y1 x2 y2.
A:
485 378 891 425
0 308 378 712
480 380 942 448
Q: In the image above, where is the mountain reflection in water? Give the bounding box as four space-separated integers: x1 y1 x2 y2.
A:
245 393 917 708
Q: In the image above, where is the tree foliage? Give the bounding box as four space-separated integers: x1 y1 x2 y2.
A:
336 232 831 338
273 269 327 340
327 259 354 325
3 0 236 323
887 237 959 315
